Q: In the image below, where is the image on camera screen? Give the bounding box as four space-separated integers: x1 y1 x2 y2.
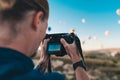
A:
48 43 61 52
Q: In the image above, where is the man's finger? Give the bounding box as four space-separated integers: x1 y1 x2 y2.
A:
60 38 67 44
72 41 77 46
60 38 68 48
43 39 50 45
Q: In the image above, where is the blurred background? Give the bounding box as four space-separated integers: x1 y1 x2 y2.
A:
33 0 120 80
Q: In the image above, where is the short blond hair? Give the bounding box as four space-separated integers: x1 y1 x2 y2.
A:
0 0 49 21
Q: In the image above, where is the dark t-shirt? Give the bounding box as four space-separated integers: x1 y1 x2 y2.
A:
0 48 65 80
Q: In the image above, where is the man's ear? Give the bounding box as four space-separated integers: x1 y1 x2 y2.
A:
32 11 43 31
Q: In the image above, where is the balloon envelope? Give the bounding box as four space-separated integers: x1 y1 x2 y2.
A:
94 36 99 40
48 26 52 32
87 36 92 40
70 28 75 33
118 20 120 24
116 9 120 16
105 31 110 36
82 41 85 45
81 18 86 23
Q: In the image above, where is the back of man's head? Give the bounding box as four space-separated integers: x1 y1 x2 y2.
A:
0 0 49 22
0 0 49 46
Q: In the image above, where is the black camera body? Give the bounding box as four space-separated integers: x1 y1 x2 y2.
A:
44 33 76 56
36 33 86 72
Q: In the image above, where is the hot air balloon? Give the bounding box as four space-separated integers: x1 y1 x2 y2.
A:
87 36 92 40
82 41 85 45
81 18 86 24
94 36 99 40
99 44 104 49
116 9 120 16
105 31 110 36
118 20 120 24
70 28 75 33
48 26 52 32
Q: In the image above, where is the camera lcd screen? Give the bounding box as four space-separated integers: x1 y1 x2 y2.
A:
48 43 61 52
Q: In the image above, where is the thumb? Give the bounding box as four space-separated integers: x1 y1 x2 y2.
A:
43 39 50 45
60 38 71 58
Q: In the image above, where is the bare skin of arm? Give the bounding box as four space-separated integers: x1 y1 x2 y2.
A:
60 38 90 80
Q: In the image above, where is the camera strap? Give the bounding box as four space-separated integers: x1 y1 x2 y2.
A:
48 56 52 72
73 35 86 70
73 36 85 61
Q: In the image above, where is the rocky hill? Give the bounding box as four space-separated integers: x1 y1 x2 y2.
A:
85 48 120 54
33 48 120 80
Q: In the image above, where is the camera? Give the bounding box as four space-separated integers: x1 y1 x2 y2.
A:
44 33 77 56
36 33 86 72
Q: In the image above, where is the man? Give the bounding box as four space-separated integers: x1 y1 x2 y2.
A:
0 0 89 80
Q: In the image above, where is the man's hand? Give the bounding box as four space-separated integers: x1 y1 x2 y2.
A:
60 38 90 80
60 38 81 64
37 39 50 72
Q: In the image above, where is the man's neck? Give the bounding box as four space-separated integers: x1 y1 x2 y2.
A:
0 35 31 57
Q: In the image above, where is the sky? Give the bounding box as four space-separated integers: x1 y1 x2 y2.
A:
47 0 120 51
